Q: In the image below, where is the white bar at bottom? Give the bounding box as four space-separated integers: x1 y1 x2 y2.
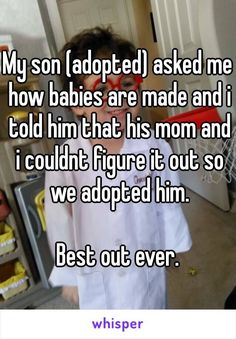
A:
0 310 235 339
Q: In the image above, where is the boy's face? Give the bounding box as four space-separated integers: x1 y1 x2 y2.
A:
73 73 141 131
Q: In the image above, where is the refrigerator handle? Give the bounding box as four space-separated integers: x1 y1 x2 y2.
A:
28 205 42 239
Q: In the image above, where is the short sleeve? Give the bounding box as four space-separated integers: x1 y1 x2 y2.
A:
45 170 78 286
155 139 192 253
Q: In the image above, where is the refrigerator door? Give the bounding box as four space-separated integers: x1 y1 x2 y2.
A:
14 176 53 288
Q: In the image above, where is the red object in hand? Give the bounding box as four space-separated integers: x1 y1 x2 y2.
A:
0 190 11 221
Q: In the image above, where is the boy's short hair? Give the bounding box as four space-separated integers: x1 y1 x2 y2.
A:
59 26 136 92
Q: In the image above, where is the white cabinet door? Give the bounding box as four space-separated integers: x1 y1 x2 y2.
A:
151 0 230 210
57 0 133 41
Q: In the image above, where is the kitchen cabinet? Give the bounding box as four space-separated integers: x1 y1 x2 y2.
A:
0 71 58 308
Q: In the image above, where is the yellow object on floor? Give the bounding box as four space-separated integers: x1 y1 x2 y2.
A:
188 267 198 276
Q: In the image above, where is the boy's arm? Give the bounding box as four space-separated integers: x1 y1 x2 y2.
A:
62 286 79 305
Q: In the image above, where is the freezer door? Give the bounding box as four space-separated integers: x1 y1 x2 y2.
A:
14 176 53 288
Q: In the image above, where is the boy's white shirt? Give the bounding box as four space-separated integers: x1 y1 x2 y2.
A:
45 124 192 309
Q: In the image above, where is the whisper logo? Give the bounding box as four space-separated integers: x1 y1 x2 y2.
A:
0 310 235 338
91 317 144 332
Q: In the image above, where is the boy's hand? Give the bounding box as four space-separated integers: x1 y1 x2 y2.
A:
62 286 79 305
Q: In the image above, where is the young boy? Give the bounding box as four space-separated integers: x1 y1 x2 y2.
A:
45 27 192 309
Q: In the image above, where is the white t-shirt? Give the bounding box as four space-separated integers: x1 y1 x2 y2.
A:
45 126 192 309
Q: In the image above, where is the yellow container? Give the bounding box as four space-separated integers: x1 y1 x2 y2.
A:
0 223 16 256
34 190 46 231
0 261 28 300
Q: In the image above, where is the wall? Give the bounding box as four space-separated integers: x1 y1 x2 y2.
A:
0 0 50 59
131 0 168 123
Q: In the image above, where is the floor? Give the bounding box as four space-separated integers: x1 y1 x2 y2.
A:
37 189 236 309
168 188 236 309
